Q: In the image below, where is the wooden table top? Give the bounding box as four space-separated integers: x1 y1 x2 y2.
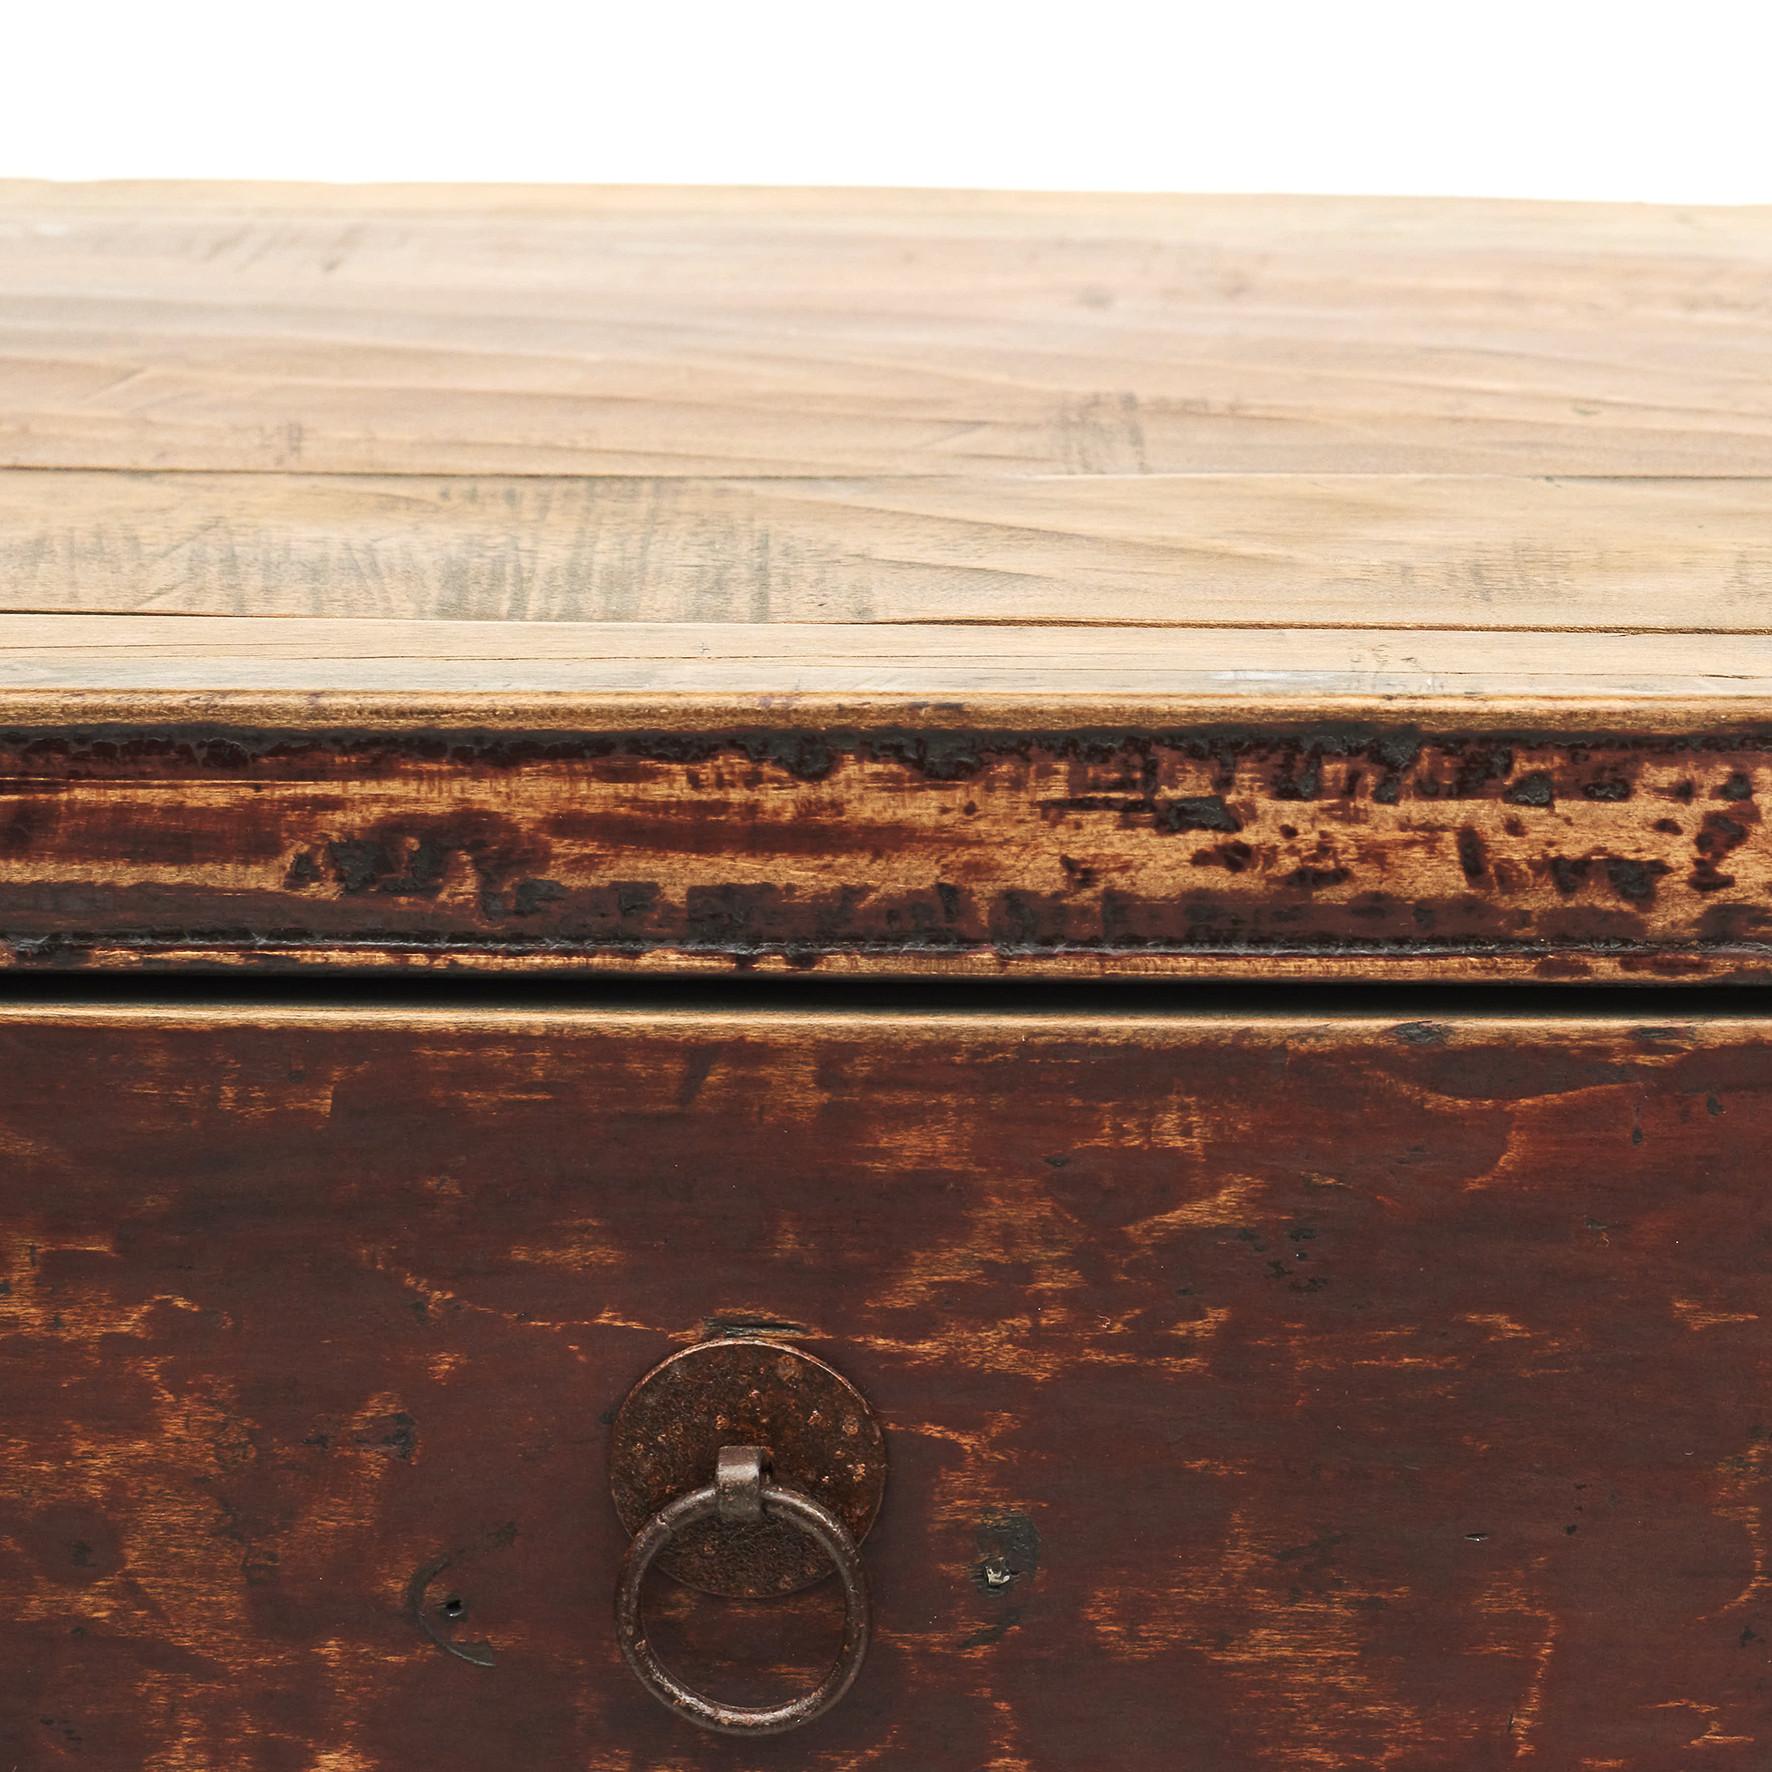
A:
1 183 1769 728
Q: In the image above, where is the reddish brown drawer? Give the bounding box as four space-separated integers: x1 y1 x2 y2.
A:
2 1002 1768 1769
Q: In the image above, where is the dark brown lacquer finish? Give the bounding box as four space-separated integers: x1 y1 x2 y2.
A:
0 723 1771 982
2 1002 1771 1769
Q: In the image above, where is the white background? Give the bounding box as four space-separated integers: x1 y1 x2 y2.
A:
4 0 1769 204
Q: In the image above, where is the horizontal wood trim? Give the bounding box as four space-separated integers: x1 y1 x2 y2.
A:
6 470 1772 632
0 616 1771 729
7 999 1759 1032
0 719 1767 982
17 943 1772 985
4 185 1769 477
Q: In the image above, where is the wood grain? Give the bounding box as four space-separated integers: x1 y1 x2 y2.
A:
1 1002 1768 1769
6 187 1772 976
6 470 1772 631
0 719 1769 981
3 185 1770 477
4 616 1772 728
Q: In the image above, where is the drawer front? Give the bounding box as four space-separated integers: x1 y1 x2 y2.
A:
2 1005 1768 1769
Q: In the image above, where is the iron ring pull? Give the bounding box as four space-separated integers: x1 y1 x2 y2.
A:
614 1445 870 1735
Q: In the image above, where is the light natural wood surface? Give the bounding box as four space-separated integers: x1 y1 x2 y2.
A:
4 470 1772 631
4 184 1770 478
0 614 1769 730
2 184 1770 719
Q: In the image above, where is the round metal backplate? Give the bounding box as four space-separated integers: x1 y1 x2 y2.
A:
609 1339 887 1598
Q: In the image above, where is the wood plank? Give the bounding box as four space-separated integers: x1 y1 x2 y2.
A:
2 1004 1768 1767
4 185 1769 477
0 712 1767 983
6 470 1772 631
0 614 1768 729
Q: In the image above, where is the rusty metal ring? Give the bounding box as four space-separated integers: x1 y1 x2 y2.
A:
615 1447 870 1735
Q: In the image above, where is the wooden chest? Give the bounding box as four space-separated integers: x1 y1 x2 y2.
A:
2 184 1770 1770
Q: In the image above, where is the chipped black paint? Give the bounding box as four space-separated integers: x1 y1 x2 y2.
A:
1604 858 1670 905
7 717 1772 778
1456 828 1488 884
1155 795 1243 834
1504 771 1555 808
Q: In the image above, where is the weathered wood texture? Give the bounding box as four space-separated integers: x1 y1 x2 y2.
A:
6 471 1772 631
3 186 1770 476
6 187 1772 974
5 616 1772 724
5 616 1772 728
1 722 1770 981
1 1004 1768 1770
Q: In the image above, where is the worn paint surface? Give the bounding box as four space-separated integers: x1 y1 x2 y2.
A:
0 724 1770 980
0 1005 1768 1769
